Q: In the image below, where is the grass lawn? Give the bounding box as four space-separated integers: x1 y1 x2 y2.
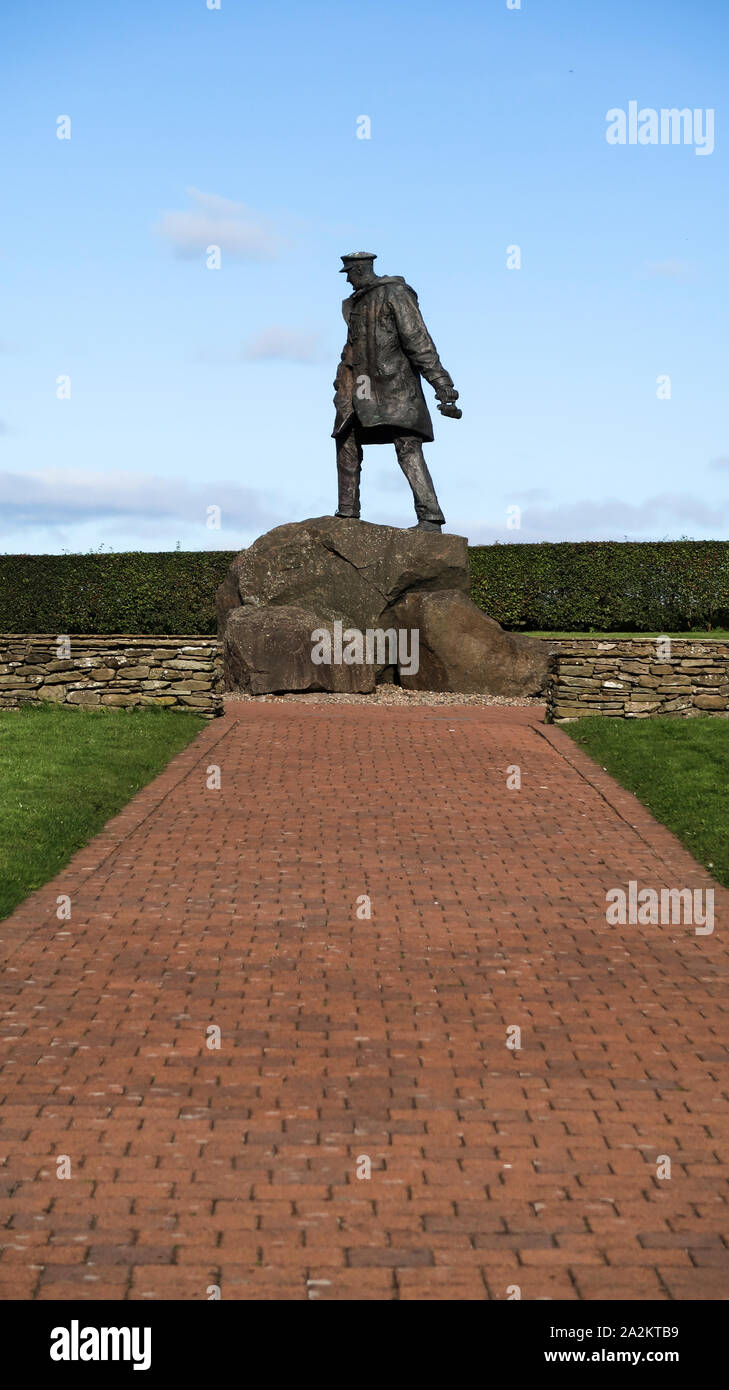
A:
525 631 729 641
0 704 205 921
564 716 729 889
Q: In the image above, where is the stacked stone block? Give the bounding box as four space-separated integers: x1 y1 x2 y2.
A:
548 639 729 720
0 635 223 718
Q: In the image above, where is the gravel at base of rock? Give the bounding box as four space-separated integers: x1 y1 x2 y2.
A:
224 688 543 707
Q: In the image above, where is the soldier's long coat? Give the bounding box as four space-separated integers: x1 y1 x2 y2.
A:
332 276 453 443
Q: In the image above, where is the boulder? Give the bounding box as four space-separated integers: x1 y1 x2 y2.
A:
386 589 551 696
217 517 550 697
216 515 469 634
223 604 376 695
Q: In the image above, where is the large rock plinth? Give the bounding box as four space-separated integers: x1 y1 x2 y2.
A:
386 589 550 697
217 516 469 632
217 516 550 697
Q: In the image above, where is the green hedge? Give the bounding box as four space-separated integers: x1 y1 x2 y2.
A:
2 542 729 635
0 552 235 635
468 541 729 632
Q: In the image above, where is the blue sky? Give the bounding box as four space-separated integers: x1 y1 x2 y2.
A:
1 0 727 553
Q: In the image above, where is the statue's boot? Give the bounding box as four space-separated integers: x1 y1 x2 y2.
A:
410 520 442 532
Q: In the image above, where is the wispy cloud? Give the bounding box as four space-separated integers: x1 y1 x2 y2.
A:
155 188 285 260
643 258 695 280
507 487 551 504
242 326 324 363
463 492 728 543
195 325 326 365
0 469 283 534
709 455 729 471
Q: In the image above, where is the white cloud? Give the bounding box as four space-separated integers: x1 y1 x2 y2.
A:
242 326 324 363
0 469 283 534
462 492 728 543
195 326 326 365
155 188 284 260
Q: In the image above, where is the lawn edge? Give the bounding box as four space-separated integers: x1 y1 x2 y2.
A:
0 717 229 958
534 719 727 896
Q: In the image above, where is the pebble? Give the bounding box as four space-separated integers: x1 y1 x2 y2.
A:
224 688 542 708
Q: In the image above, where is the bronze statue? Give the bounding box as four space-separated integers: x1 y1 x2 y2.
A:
332 252 461 532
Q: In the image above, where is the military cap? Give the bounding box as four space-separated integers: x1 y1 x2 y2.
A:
339 251 377 272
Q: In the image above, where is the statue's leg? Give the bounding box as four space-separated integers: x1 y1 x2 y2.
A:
393 435 445 525
335 422 363 518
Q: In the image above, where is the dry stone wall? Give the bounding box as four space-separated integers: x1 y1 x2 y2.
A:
0 635 223 717
4 633 727 723
548 638 729 720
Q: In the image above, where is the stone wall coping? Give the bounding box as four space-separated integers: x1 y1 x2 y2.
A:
549 637 729 653
0 633 217 643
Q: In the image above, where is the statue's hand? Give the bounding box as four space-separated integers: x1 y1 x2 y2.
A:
436 385 462 418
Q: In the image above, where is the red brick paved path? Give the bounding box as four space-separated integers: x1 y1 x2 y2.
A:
1 704 728 1301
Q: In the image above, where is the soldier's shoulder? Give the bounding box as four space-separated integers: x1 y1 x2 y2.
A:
380 276 419 301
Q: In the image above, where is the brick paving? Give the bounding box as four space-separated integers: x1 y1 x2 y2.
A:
1 702 728 1301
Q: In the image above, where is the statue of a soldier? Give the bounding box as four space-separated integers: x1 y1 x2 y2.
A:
332 252 461 533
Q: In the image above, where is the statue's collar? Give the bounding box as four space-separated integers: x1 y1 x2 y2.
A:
349 278 381 301
349 275 404 302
